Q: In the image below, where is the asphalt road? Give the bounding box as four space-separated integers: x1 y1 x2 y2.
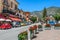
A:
0 23 41 40
0 25 32 40
0 26 60 40
0 28 22 40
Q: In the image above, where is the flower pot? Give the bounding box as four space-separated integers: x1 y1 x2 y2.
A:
18 31 28 40
45 24 51 27
34 25 38 29
54 24 60 27
29 27 35 31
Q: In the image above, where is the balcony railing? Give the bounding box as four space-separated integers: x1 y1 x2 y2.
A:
2 7 8 13
3 0 9 6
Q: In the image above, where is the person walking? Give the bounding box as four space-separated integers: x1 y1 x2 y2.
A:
48 16 56 30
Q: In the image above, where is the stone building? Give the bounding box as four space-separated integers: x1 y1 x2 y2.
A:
24 12 31 21
0 0 18 14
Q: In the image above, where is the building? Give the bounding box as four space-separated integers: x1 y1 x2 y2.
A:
19 10 24 18
24 12 31 21
24 12 30 17
0 0 18 14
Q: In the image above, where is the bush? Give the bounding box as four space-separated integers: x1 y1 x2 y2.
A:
30 16 37 23
38 25 42 28
53 14 60 21
18 31 27 40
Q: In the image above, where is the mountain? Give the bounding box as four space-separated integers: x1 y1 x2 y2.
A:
47 7 60 15
31 7 60 19
31 11 43 18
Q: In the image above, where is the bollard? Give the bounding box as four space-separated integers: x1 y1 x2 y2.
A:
36 25 39 33
33 30 36 36
27 29 31 40
42 25 45 31
42 23 46 31
51 26 54 30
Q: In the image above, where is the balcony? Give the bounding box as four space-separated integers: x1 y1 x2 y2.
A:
9 9 16 15
2 7 8 13
3 0 9 6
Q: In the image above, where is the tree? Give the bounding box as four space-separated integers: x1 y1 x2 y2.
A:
53 13 60 21
43 8 47 18
30 16 37 23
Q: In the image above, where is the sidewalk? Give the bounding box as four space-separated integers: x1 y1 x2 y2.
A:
33 30 60 40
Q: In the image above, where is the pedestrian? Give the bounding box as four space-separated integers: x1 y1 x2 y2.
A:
48 19 56 30
12 21 16 28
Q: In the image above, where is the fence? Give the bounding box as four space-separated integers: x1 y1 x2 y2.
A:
0 22 42 40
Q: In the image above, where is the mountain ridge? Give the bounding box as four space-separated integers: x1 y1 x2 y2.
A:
31 6 60 18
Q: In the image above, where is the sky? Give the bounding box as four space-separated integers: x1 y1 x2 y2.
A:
17 0 60 12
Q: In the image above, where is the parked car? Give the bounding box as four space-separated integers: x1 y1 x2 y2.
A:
25 22 32 25
0 23 12 29
20 22 26 26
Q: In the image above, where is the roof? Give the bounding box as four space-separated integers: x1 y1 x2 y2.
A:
24 12 30 15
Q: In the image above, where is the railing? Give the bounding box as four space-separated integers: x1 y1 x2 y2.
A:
19 22 41 33
18 22 41 40
0 22 42 40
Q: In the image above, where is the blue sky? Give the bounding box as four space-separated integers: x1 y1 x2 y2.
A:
17 0 60 12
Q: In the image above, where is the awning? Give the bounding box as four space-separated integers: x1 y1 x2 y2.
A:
9 17 21 22
9 14 15 18
5 19 12 21
0 14 7 21
0 18 5 21
0 14 6 19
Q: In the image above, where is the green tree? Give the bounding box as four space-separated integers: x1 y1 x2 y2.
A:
30 16 37 23
43 8 47 18
53 13 60 21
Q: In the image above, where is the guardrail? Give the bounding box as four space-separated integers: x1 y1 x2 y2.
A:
19 22 41 33
0 22 42 40
18 22 41 40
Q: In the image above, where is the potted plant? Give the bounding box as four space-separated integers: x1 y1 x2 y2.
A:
54 24 60 27
18 31 28 40
45 24 51 27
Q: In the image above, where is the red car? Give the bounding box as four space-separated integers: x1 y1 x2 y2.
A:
0 23 12 29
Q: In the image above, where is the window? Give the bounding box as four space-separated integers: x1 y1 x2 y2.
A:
3 5 8 13
11 2 13 8
3 0 8 5
20 15 22 18
15 5 17 10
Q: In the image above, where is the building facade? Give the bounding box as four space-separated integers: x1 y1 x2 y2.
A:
0 0 18 14
24 12 31 21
